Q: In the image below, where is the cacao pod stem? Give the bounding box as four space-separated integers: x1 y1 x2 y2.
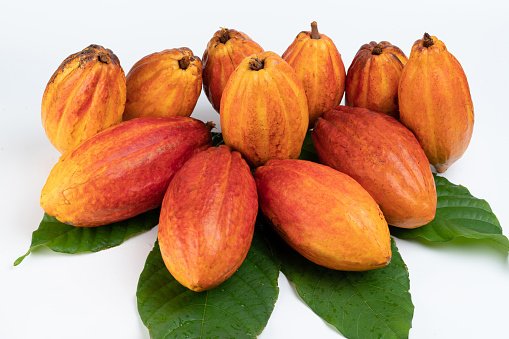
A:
372 43 384 55
179 55 191 70
310 21 321 39
219 27 230 43
205 121 216 131
422 33 434 47
249 57 264 71
97 52 110 64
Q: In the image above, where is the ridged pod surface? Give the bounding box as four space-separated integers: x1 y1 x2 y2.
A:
399 33 474 172
346 41 408 117
158 145 258 292
41 44 126 153
123 47 202 120
220 51 309 167
255 159 391 271
312 106 436 228
202 28 264 112
40 117 212 227
282 21 346 127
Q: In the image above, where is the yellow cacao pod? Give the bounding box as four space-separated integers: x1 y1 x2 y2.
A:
282 21 346 127
399 33 474 172
123 47 202 120
256 159 391 271
158 145 258 292
345 41 408 117
202 27 264 112
40 117 212 227
41 44 126 153
220 51 309 167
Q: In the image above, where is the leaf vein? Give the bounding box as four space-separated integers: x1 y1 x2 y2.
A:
345 274 399 337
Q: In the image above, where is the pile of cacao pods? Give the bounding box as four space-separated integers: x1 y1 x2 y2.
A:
39 22 474 292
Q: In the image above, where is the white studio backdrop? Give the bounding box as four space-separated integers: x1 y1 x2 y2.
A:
1 1 508 338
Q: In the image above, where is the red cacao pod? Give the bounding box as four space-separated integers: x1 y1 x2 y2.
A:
345 41 408 117
202 27 264 112
312 106 436 228
40 117 212 227
220 51 309 167
282 21 346 127
255 159 391 271
123 48 202 120
158 145 258 292
399 33 474 172
41 44 126 153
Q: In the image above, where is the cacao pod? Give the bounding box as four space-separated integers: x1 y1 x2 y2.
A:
220 51 309 167
123 48 202 120
282 21 346 127
40 117 212 227
202 27 264 112
41 44 126 153
158 145 258 292
399 33 474 173
255 159 391 271
345 41 408 118
312 106 436 228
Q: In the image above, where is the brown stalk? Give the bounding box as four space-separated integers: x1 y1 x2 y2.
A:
249 57 264 71
311 21 321 39
219 27 230 43
179 55 191 70
372 43 384 55
423 33 434 47
97 52 110 64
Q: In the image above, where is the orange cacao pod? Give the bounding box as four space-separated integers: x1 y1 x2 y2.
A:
345 41 408 118
282 21 346 127
202 27 264 112
123 48 202 120
312 106 436 228
41 44 126 153
256 159 391 271
40 117 212 227
399 33 474 172
158 145 258 292
220 51 309 167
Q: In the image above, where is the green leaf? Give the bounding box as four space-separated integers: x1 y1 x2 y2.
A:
390 175 509 250
14 208 160 265
298 131 319 162
278 237 413 339
136 227 280 339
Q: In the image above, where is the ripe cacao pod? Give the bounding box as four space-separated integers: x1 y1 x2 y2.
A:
41 44 126 153
123 48 202 120
255 159 391 271
40 117 212 227
345 41 408 118
282 21 346 127
312 106 436 228
158 145 258 292
220 51 309 167
399 33 474 173
202 27 264 112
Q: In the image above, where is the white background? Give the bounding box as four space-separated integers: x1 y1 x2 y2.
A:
1 0 508 338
